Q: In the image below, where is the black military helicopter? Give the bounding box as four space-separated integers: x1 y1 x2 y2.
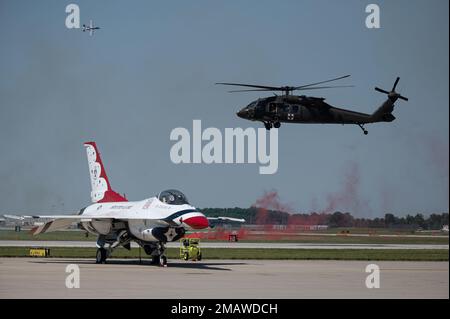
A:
216 75 408 134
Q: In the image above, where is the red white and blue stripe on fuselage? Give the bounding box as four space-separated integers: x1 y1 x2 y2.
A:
164 209 209 229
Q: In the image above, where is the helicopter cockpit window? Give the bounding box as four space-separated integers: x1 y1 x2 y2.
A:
268 103 277 113
158 189 189 205
290 105 299 113
246 101 257 109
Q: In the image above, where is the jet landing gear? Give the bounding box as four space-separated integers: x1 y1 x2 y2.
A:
358 124 368 135
143 242 168 267
95 247 108 264
95 232 129 264
150 254 167 267
152 254 167 267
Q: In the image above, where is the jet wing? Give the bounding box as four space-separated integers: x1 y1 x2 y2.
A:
24 214 112 235
31 218 83 235
14 213 172 234
207 216 245 228
2 214 111 235
30 215 94 219
3 213 79 220
207 217 246 223
3 214 31 220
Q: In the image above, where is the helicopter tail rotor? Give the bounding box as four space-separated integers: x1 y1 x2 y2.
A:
370 77 408 123
375 77 408 101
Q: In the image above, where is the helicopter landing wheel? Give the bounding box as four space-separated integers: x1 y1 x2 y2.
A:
358 124 368 135
264 122 272 130
273 122 281 129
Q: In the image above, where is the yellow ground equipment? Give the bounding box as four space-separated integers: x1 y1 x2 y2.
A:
29 248 50 257
180 238 202 261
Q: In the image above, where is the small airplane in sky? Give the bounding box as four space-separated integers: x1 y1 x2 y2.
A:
82 20 100 36
3 142 243 266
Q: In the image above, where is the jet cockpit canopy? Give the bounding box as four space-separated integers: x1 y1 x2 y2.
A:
158 189 189 205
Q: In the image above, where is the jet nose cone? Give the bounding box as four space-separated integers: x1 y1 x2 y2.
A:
183 214 209 229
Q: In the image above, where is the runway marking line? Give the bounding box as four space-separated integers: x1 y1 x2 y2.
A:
380 268 448 272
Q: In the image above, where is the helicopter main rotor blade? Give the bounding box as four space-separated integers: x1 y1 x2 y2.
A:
228 88 275 93
296 85 354 91
215 82 281 91
227 85 354 93
293 75 351 90
392 77 400 91
217 75 352 94
375 87 390 94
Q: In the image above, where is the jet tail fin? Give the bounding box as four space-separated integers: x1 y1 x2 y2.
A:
84 142 127 203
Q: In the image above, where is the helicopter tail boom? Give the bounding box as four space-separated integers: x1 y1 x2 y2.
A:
370 99 396 122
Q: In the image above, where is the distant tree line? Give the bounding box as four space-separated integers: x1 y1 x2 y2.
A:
201 207 449 230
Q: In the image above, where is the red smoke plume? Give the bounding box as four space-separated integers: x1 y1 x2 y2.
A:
425 136 449 198
319 162 371 216
251 162 371 224
253 190 292 224
252 190 329 225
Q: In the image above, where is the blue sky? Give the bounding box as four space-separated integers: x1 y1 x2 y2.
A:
0 0 448 217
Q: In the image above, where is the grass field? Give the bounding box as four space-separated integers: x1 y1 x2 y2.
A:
0 230 95 241
0 246 448 261
1 229 448 244
238 235 448 245
314 227 445 235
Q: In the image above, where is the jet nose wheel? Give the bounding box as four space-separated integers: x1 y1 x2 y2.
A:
273 122 281 129
159 255 167 267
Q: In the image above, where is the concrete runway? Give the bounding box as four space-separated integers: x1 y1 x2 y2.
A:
0 240 448 250
0 258 448 298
